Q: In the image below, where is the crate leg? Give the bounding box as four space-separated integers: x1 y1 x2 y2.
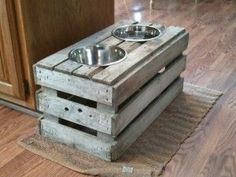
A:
97 103 118 113
97 132 114 142
96 103 117 140
41 86 57 96
41 87 59 123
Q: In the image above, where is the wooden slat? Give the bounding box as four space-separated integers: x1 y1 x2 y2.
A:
37 56 185 136
111 78 184 160
73 65 102 79
34 66 113 105
92 26 186 85
37 92 114 134
118 41 142 53
40 117 113 161
36 20 134 69
40 78 183 161
70 23 164 79
34 53 68 70
54 60 82 74
99 36 122 46
113 31 189 106
112 55 186 136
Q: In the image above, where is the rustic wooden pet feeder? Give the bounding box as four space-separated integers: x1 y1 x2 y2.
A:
34 21 189 161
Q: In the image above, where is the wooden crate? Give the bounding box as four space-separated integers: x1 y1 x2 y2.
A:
34 21 189 161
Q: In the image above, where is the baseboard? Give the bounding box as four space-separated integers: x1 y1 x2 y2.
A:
0 99 42 118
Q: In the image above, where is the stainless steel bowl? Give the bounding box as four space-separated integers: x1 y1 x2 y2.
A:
112 24 165 42
68 45 127 67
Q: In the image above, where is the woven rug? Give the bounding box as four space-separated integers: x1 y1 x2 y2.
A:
18 83 222 177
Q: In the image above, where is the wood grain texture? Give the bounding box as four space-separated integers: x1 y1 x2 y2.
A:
1 0 236 176
113 56 186 136
37 90 114 135
37 53 185 137
35 66 113 105
35 24 188 108
0 0 25 99
92 26 186 85
39 78 183 161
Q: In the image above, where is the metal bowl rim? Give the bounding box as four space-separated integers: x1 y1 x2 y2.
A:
112 24 165 42
68 45 128 67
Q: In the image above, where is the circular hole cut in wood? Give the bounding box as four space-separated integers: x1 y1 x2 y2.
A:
64 107 69 111
78 108 82 113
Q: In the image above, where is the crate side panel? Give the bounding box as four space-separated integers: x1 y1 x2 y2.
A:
35 66 113 105
37 92 114 134
111 78 184 160
113 32 189 106
40 117 114 161
113 56 186 136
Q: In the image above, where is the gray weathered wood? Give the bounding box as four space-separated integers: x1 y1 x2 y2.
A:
54 60 82 74
97 132 115 142
99 36 122 46
34 66 113 105
72 65 102 79
35 21 189 161
34 53 68 70
37 56 185 136
41 87 57 96
40 78 183 161
40 117 114 161
97 103 117 114
37 91 114 134
112 55 186 136
118 41 141 53
92 26 186 85
34 25 188 107
38 87 60 123
113 31 188 106
111 77 184 160
71 40 141 79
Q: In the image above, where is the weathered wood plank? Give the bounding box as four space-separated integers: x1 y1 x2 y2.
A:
111 78 184 160
113 31 188 106
41 87 57 96
34 30 188 107
36 20 134 69
37 56 185 136
40 78 183 161
97 103 117 114
113 56 186 136
34 66 113 105
37 91 114 134
118 41 141 53
92 26 186 85
72 65 103 79
54 60 82 74
99 36 122 46
40 117 113 161
34 53 68 70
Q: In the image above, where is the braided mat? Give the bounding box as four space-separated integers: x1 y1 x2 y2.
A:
18 83 222 177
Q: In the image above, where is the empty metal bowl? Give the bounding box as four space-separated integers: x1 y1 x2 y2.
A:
68 45 127 67
112 24 165 42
